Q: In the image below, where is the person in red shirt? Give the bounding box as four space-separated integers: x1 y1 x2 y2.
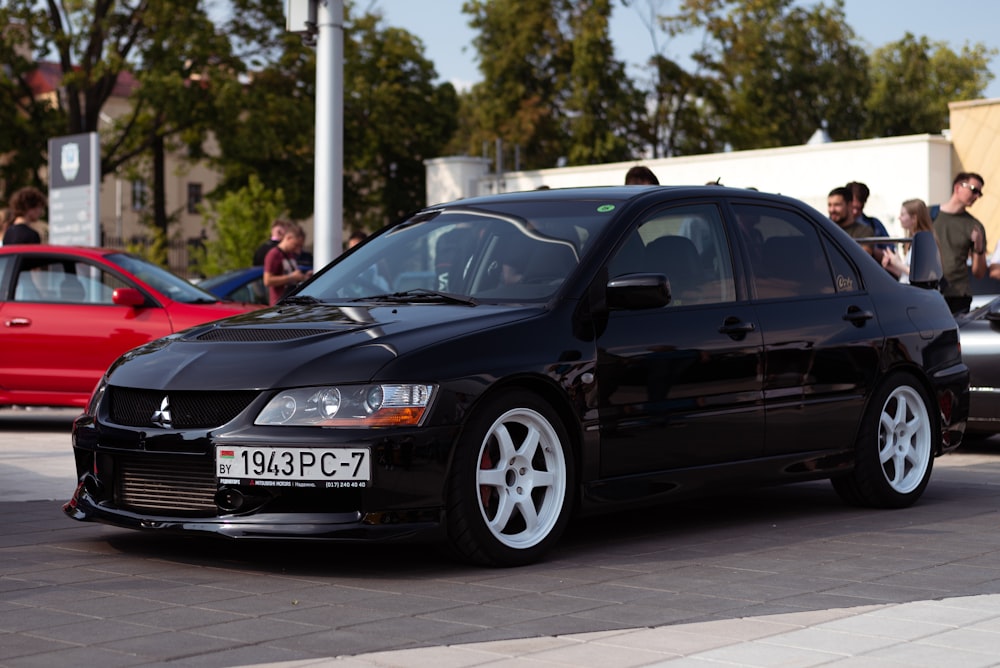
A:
263 223 312 305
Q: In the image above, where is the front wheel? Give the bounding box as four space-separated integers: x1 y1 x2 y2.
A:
832 373 936 508
446 392 574 567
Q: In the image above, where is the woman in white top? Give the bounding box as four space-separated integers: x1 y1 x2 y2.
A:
881 198 934 283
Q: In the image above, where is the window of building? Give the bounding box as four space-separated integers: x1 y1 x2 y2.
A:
187 183 203 214
131 180 147 211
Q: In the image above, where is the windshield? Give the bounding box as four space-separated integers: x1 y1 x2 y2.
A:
303 199 622 303
106 253 222 304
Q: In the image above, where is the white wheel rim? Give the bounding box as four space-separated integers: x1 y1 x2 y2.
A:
476 407 567 550
878 385 932 494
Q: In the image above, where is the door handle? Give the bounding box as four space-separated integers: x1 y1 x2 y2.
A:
719 317 755 340
4 317 31 327
843 306 874 326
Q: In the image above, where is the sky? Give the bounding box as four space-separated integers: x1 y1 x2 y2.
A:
368 0 1000 100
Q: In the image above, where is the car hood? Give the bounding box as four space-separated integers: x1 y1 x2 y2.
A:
105 302 547 391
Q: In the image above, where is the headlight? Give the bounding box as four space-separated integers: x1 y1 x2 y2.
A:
255 384 435 427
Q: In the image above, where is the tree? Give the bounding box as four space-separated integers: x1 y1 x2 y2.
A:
564 0 645 165
0 0 250 240
209 31 317 221
865 34 996 138
211 5 457 233
0 23 65 195
461 0 574 170
670 0 869 149
192 174 286 276
621 0 723 158
342 12 459 231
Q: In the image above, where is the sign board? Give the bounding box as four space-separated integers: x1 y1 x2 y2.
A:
47 132 100 246
286 0 314 33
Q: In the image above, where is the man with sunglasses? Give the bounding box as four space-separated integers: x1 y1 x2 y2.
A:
933 171 987 314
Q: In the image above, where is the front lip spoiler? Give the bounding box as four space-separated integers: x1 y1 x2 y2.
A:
63 484 444 543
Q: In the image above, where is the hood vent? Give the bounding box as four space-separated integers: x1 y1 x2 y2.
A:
195 328 329 343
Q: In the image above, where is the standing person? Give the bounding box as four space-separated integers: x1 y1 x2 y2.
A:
829 186 881 262
253 220 288 266
1 186 47 245
847 181 892 251
263 223 312 305
933 172 987 314
624 165 659 185
881 199 935 283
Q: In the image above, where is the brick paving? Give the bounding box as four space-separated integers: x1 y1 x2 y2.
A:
3 407 1000 667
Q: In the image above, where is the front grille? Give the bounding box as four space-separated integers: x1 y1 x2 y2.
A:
118 456 217 515
108 388 258 429
195 328 329 342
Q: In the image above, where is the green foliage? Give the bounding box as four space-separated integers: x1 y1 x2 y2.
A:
0 5 71 191
342 12 459 229
670 0 869 149
125 218 172 269
564 0 646 165
211 5 456 230
461 0 574 169
865 34 996 137
192 175 286 277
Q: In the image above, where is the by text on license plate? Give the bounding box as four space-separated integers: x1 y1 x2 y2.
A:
216 446 370 488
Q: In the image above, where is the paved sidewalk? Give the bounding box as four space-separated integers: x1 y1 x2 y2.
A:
4 407 1000 667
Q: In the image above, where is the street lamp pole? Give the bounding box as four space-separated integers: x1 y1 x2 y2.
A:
311 0 343 269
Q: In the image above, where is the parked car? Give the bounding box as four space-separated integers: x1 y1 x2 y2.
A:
65 187 969 566
199 264 314 305
956 297 1000 437
0 245 262 409
198 266 267 305
969 270 1000 310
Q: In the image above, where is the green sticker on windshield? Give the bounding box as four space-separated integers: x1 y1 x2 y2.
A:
597 204 615 212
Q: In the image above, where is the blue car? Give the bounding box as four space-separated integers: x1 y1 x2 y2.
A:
201 264 315 305
198 267 267 305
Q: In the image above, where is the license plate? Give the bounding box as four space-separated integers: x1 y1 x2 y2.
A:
216 446 370 487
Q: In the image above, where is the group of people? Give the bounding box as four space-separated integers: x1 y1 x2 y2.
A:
827 173 987 314
0 186 47 246
625 164 991 316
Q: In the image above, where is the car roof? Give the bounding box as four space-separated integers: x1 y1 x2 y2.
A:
427 185 783 209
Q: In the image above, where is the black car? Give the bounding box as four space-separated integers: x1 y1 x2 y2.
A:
65 186 969 566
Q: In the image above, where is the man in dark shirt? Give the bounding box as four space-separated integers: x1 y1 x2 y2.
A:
933 171 987 314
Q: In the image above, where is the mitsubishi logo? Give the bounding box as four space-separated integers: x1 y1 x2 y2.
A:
151 396 172 428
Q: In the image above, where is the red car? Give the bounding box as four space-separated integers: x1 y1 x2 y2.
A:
0 245 261 408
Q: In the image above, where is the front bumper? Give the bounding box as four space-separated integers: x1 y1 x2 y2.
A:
65 413 460 542
63 481 444 542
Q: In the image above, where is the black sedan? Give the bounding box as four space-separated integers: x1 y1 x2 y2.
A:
65 186 969 566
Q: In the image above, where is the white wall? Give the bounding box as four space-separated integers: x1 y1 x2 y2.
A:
426 134 954 238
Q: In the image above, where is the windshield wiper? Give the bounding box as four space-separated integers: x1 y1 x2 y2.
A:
351 289 477 306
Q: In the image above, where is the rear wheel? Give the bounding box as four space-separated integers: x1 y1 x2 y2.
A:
832 373 935 508
446 392 574 567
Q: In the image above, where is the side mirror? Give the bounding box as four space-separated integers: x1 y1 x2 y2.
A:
606 274 671 309
908 231 943 290
112 287 147 307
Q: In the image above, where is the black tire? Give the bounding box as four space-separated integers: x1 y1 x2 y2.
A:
446 391 574 567
832 372 936 509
